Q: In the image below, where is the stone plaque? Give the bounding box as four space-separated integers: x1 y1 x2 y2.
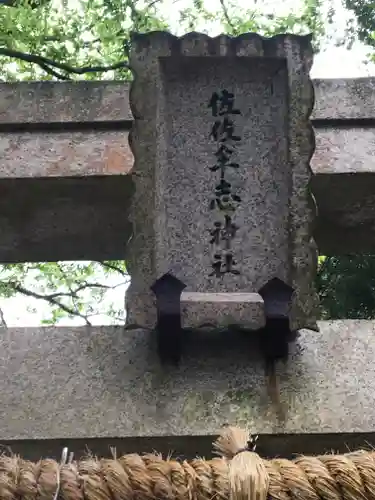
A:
127 32 319 332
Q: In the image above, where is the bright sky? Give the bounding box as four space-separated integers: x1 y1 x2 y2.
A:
1 0 375 327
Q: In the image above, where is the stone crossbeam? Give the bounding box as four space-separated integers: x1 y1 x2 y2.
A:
0 320 373 440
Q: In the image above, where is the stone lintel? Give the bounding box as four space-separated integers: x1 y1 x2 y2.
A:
2 78 375 126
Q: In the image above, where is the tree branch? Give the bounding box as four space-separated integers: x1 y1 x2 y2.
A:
219 0 236 32
0 47 130 78
38 61 70 80
74 282 111 294
98 261 128 277
5 282 109 301
0 306 7 328
112 280 130 289
8 282 92 325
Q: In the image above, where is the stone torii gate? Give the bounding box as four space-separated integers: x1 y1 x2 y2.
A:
0 31 375 460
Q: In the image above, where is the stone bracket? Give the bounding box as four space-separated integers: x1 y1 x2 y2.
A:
151 272 187 365
151 273 295 365
258 277 296 366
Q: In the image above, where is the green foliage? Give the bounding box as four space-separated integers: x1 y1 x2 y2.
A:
0 0 168 80
317 255 375 320
0 0 328 81
216 0 326 51
345 0 375 49
0 261 128 325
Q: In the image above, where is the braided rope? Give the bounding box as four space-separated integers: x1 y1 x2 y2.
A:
0 428 374 500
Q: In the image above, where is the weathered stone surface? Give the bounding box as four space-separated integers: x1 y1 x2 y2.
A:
0 176 134 263
127 32 319 332
313 78 375 120
181 292 265 328
312 172 375 254
2 78 375 262
0 320 374 439
1 78 374 126
0 131 133 178
1 79 375 183
312 128 375 173
2 127 375 180
1 171 375 264
0 81 132 124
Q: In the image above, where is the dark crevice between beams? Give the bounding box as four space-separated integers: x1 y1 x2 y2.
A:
312 118 375 129
2 432 375 461
0 120 133 134
1 118 375 134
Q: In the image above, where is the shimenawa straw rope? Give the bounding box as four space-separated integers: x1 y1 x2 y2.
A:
0 427 375 500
